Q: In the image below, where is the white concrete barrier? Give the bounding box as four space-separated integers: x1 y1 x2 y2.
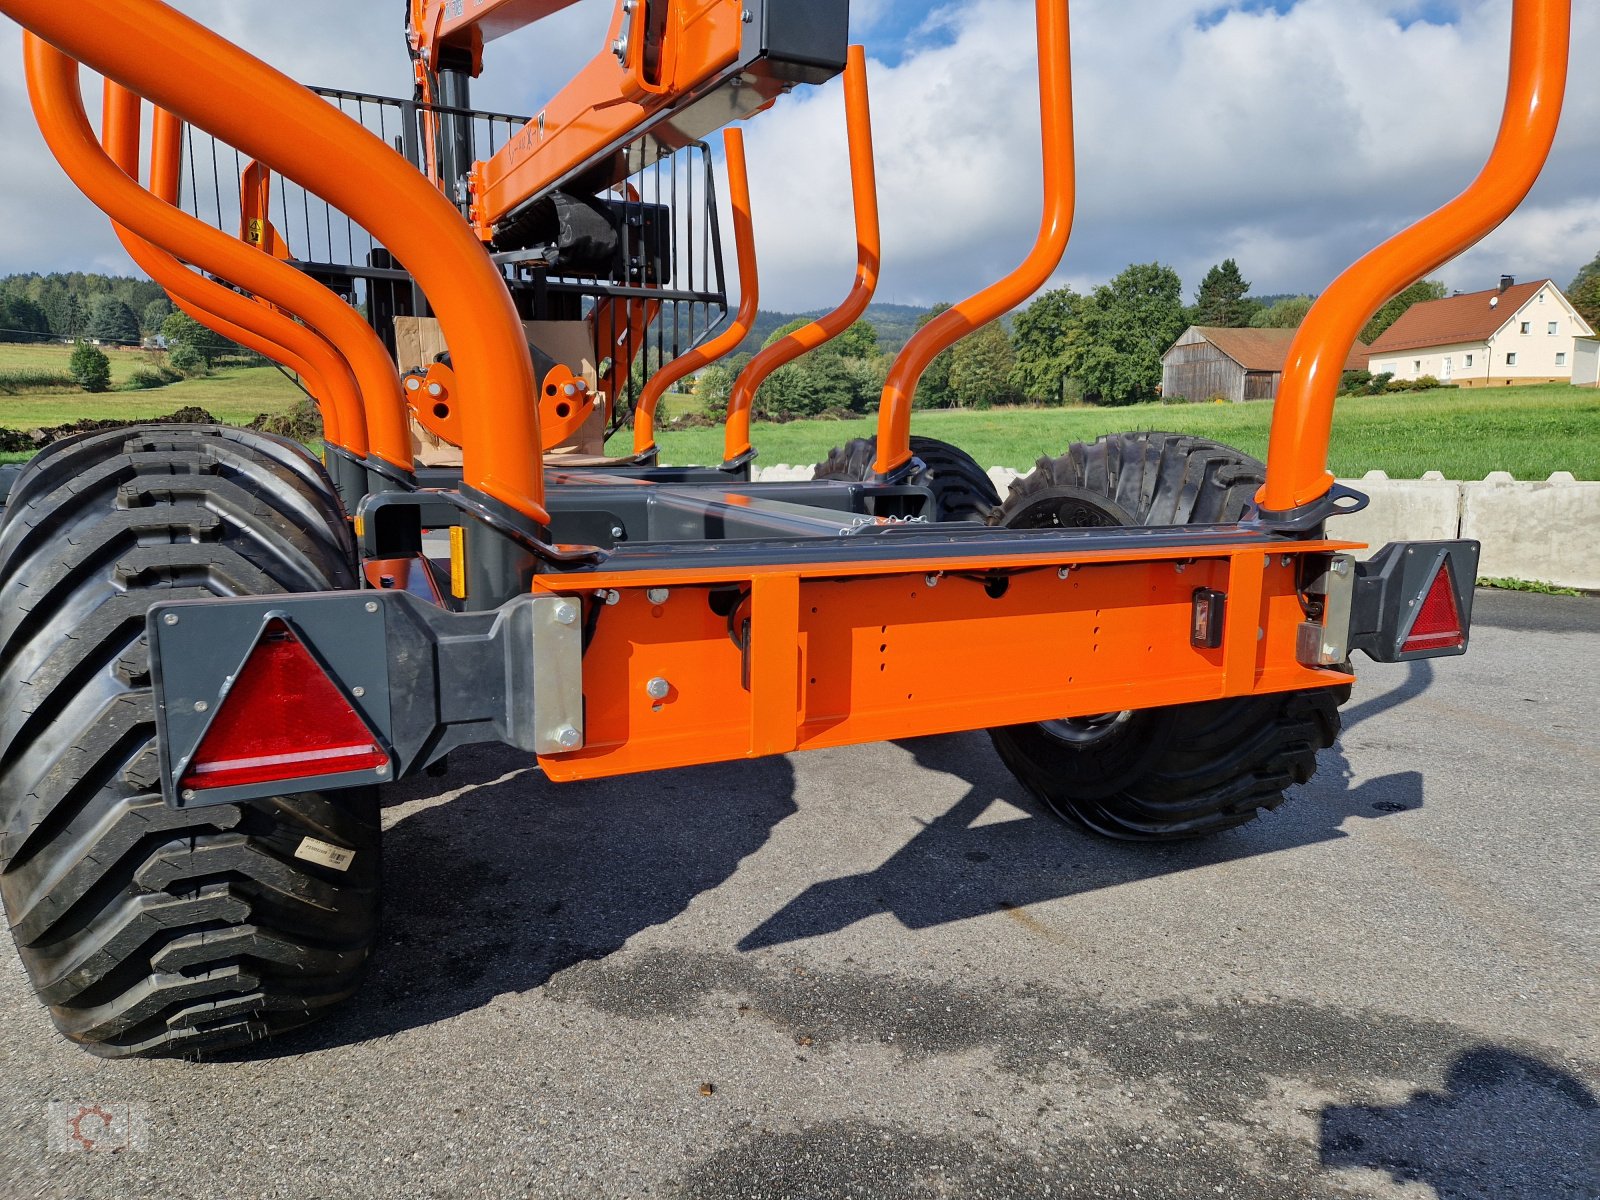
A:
754 465 1599 590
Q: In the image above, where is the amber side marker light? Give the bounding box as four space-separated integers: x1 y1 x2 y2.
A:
180 618 389 790
1401 559 1465 654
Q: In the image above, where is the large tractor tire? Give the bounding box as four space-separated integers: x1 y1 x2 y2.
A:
986 431 1346 840
0 425 379 1057
815 434 1000 522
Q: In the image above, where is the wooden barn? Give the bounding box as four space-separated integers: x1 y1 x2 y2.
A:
1161 326 1370 403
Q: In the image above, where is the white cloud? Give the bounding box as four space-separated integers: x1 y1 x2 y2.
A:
0 0 1594 311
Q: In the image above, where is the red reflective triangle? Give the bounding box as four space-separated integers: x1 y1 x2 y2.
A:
1402 559 1464 653
181 618 388 790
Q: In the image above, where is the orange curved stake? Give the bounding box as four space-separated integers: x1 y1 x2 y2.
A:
100 84 356 451
875 0 1075 476
725 45 879 465
240 160 293 260
1260 0 1570 516
23 46 384 462
6 0 544 526
633 127 759 458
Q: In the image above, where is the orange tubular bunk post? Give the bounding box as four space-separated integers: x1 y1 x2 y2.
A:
5 0 545 530
1258 0 1570 521
21 44 386 468
100 84 358 460
874 0 1075 477
632 127 759 459
724 45 880 466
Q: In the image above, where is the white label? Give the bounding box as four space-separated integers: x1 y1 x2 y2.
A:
295 837 355 872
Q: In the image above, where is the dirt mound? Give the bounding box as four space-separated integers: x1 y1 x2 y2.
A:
0 407 224 453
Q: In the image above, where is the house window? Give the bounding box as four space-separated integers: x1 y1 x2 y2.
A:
1465 353 1474 367
1548 321 1559 335
1413 360 1422 372
1506 352 1518 366
1556 352 1567 367
1520 321 1531 334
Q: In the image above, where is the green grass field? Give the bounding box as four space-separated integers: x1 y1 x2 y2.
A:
3 342 1594 480
0 344 302 461
640 383 1600 480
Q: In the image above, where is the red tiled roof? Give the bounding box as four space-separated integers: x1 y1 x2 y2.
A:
1189 326 1369 373
1366 280 1548 355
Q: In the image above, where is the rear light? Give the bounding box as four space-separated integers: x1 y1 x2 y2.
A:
180 618 388 790
1401 558 1465 654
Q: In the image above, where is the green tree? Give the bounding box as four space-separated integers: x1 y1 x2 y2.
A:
85 295 141 345
168 341 207 377
835 319 879 359
1191 259 1255 327
948 321 1018 409
695 354 751 418
69 341 112 393
162 310 241 363
912 302 956 408
1568 251 1600 330
1065 262 1189 407
761 317 811 349
142 297 174 335
1361 279 1447 344
1250 295 1315 329
0 296 49 342
1010 287 1085 403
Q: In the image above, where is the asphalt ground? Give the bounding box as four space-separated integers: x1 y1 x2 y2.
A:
1 588 1596 1199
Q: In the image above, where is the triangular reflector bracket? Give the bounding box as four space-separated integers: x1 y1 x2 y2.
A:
181 618 388 790
1402 558 1465 654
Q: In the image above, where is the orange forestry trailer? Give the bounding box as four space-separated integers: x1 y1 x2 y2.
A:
0 0 1569 1057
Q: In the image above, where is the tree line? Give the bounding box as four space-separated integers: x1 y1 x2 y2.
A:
697 250 1600 418
0 272 175 345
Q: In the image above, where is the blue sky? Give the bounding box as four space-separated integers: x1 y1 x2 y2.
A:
0 0 1595 313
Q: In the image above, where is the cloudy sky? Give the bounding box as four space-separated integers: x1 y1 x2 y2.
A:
0 0 1595 312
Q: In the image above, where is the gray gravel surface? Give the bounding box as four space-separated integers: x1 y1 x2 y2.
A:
1 588 1596 1199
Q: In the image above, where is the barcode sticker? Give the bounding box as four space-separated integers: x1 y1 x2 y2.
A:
295 837 355 872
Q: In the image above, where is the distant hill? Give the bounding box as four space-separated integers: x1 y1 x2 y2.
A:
733 302 934 357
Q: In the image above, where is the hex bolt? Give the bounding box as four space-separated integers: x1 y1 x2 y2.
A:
352 687 366 699
924 574 940 588
163 613 179 626
564 383 578 396
193 700 208 713
1331 557 1351 576
610 526 625 539
647 588 670 605
404 376 422 392
1057 567 1072 580
181 789 196 803
556 726 582 749
427 382 444 398
604 590 622 606
375 764 390 778
365 601 379 614
646 677 671 700
554 602 580 625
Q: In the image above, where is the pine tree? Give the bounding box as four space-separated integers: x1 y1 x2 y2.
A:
1192 259 1254 327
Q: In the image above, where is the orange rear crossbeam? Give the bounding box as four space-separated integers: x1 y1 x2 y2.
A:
532 538 1357 781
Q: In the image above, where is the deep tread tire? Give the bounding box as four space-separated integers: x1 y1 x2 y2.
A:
987 431 1347 840
815 435 1000 522
0 425 376 1057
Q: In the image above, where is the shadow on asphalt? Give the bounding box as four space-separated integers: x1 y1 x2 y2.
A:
739 661 1434 950
265 661 1436 1054
1321 1045 1600 1198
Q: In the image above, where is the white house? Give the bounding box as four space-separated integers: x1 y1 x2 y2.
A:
1366 277 1595 387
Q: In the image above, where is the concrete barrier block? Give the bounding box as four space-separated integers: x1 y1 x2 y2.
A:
988 467 1023 496
754 465 816 482
1462 478 1600 590
1331 477 1464 560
